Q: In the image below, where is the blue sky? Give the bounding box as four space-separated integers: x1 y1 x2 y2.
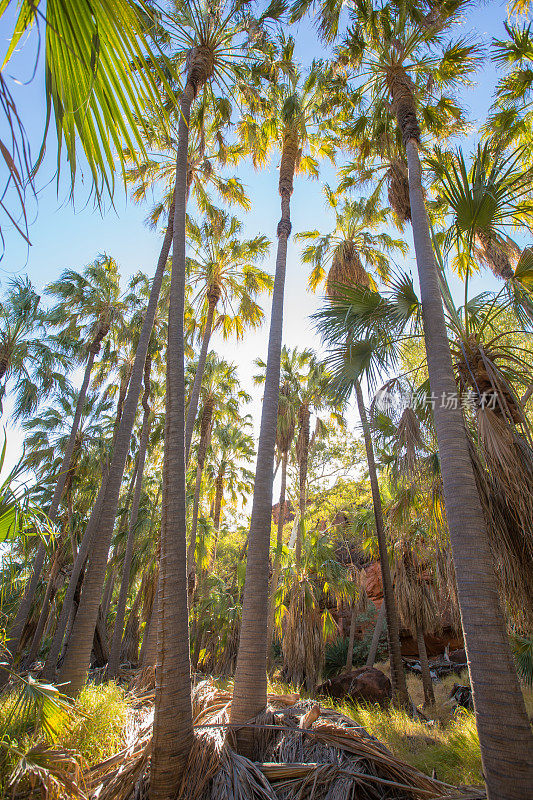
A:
0 0 521 473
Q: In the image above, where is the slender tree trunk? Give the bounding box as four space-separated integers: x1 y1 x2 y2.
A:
108 361 153 678
213 465 226 532
187 404 213 578
405 135 533 796
57 202 175 695
355 381 408 707
230 142 295 747
416 625 435 707
150 77 199 800
42 477 107 679
366 602 386 668
140 590 158 668
345 603 357 671
266 451 288 652
295 406 309 566
24 551 62 668
184 296 217 461
102 567 114 620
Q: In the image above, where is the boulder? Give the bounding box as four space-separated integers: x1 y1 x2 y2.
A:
317 667 392 706
448 648 467 664
448 683 473 711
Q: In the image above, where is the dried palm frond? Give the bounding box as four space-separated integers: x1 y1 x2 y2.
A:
395 407 425 483
455 337 524 424
282 583 324 691
87 683 457 800
435 540 461 635
393 543 440 637
474 229 520 280
469 439 533 632
326 243 369 299
387 159 411 223
9 744 87 800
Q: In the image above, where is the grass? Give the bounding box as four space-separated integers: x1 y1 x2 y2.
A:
59 681 132 765
0 679 132 795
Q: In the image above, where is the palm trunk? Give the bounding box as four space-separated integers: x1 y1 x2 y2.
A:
140 590 158 667
230 139 295 745
345 603 357 671
57 201 175 695
184 297 217 461
416 625 435 707
213 464 226 532
108 363 153 678
405 135 533 796
150 76 199 800
266 451 288 652
355 381 408 707
102 567 114 619
295 406 309 567
187 404 213 578
24 550 62 667
366 602 386 668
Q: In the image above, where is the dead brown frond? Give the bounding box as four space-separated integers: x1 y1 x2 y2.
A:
9 743 87 800
282 583 324 692
473 229 520 280
387 159 411 223
468 438 533 632
85 684 468 800
392 544 440 638
326 242 369 299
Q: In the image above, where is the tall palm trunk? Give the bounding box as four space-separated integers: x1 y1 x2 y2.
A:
213 463 226 531
102 567 114 619
184 291 219 461
1 331 106 678
416 625 434 707
354 381 408 707
108 358 153 678
187 402 214 577
366 602 386 668
295 404 309 566
149 54 213 795
57 202 175 695
24 549 63 667
404 129 533 796
230 136 296 742
266 451 288 652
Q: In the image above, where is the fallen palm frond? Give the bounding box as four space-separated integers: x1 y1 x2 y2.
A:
84 679 467 800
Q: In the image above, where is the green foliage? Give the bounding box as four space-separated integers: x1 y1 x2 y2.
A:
59 682 131 765
324 609 388 678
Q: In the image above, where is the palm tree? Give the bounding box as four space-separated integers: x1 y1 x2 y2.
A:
107 353 154 678
125 94 251 228
0 278 66 420
184 207 271 458
144 3 280 793
2 258 124 674
186 356 249 579
335 4 533 791
302 187 409 705
428 143 533 281
231 43 339 738
208 420 255 546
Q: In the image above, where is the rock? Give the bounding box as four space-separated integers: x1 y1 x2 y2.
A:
448 683 473 711
448 648 467 664
317 667 392 707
